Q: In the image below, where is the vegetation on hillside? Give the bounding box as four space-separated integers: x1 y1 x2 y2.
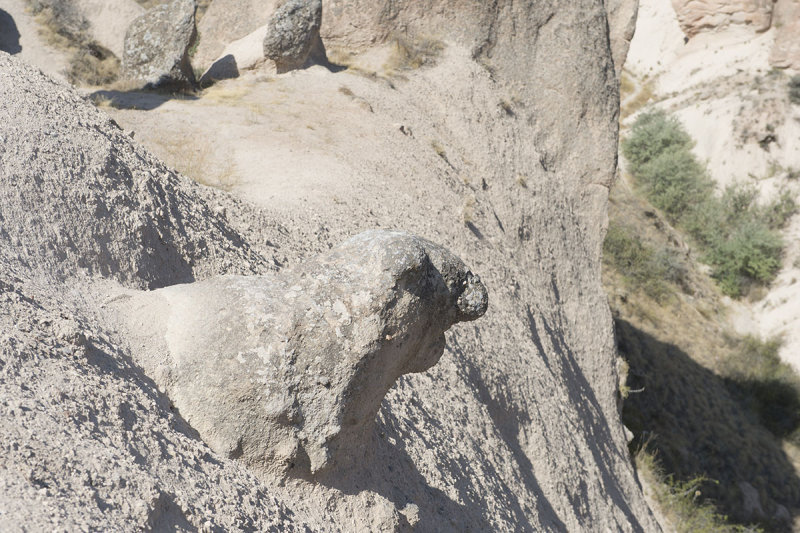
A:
26 0 120 86
603 123 800 530
635 447 758 533
621 110 795 297
603 221 686 302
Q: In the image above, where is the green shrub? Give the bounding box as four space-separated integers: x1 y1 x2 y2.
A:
705 220 782 297
789 74 800 105
622 110 694 174
636 148 713 219
622 110 793 297
603 222 685 301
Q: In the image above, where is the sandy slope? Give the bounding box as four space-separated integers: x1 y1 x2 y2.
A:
0 0 70 80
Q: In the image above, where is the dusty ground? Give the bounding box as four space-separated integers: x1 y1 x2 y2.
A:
0 0 70 80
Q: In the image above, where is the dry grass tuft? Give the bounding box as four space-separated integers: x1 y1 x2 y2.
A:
461 194 476 225
89 93 115 109
30 3 120 86
201 82 254 104
635 447 756 533
383 35 445 77
621 81 654 120
151 135 239 192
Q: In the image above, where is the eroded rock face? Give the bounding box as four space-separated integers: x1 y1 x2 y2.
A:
122 0 197 89
74 0 144 59
770 0 800 69
200 24 269 86
607 0 640 76
115 230 487 477
671 0 774 37
193 0 281 70
263 0 322 73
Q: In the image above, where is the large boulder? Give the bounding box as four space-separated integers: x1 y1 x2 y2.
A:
193 0 281 70
770 0 800 69
0 0 664 528
113 230 488 477
262 0 322 73
199 23 269 85
74 0 144 59
670 0 775 37
122 0 197 90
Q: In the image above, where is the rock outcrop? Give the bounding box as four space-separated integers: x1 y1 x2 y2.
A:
0 50 307 531
607 0 641 76
262 0 322 73
72 0 144 59
114 230 487 477
770 0 800 69
1 0 662 528
122 0 197 89
23 0 143 60
199 24 269 85
670 0 774 37
193 0 281 70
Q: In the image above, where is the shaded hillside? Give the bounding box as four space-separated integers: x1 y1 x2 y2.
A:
604 167 800 531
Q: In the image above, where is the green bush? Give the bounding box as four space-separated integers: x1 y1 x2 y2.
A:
622 110 694 174
705 220 783 297
636 148 713 219
789 74 800 105
621 110 794 297
603 222 685 301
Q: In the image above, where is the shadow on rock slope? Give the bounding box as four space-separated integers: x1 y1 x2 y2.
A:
618 318 800 530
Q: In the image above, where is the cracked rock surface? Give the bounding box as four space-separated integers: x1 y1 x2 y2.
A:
122 0 197 89
113 230 488 477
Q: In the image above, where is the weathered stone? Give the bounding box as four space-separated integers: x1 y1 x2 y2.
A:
199 24 269 85
770 0 800 69
117 230 487 477
74 0 144 59
122 0 197 89
606 0 640 76
670 0 774 37
262 0 322 73
738 481 764 518
193 0 281 70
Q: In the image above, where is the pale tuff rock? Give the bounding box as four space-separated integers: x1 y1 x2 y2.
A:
193 0 281 70
262 0 322 73
200 24 270 85
0 0 663 527
607 0 640 76
72 0 144 59
670 0 774 37
114 230 488 477
22 0 143 60
770 0 800 69
0 51 269 290
122 0 197 89
0 52 314 531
